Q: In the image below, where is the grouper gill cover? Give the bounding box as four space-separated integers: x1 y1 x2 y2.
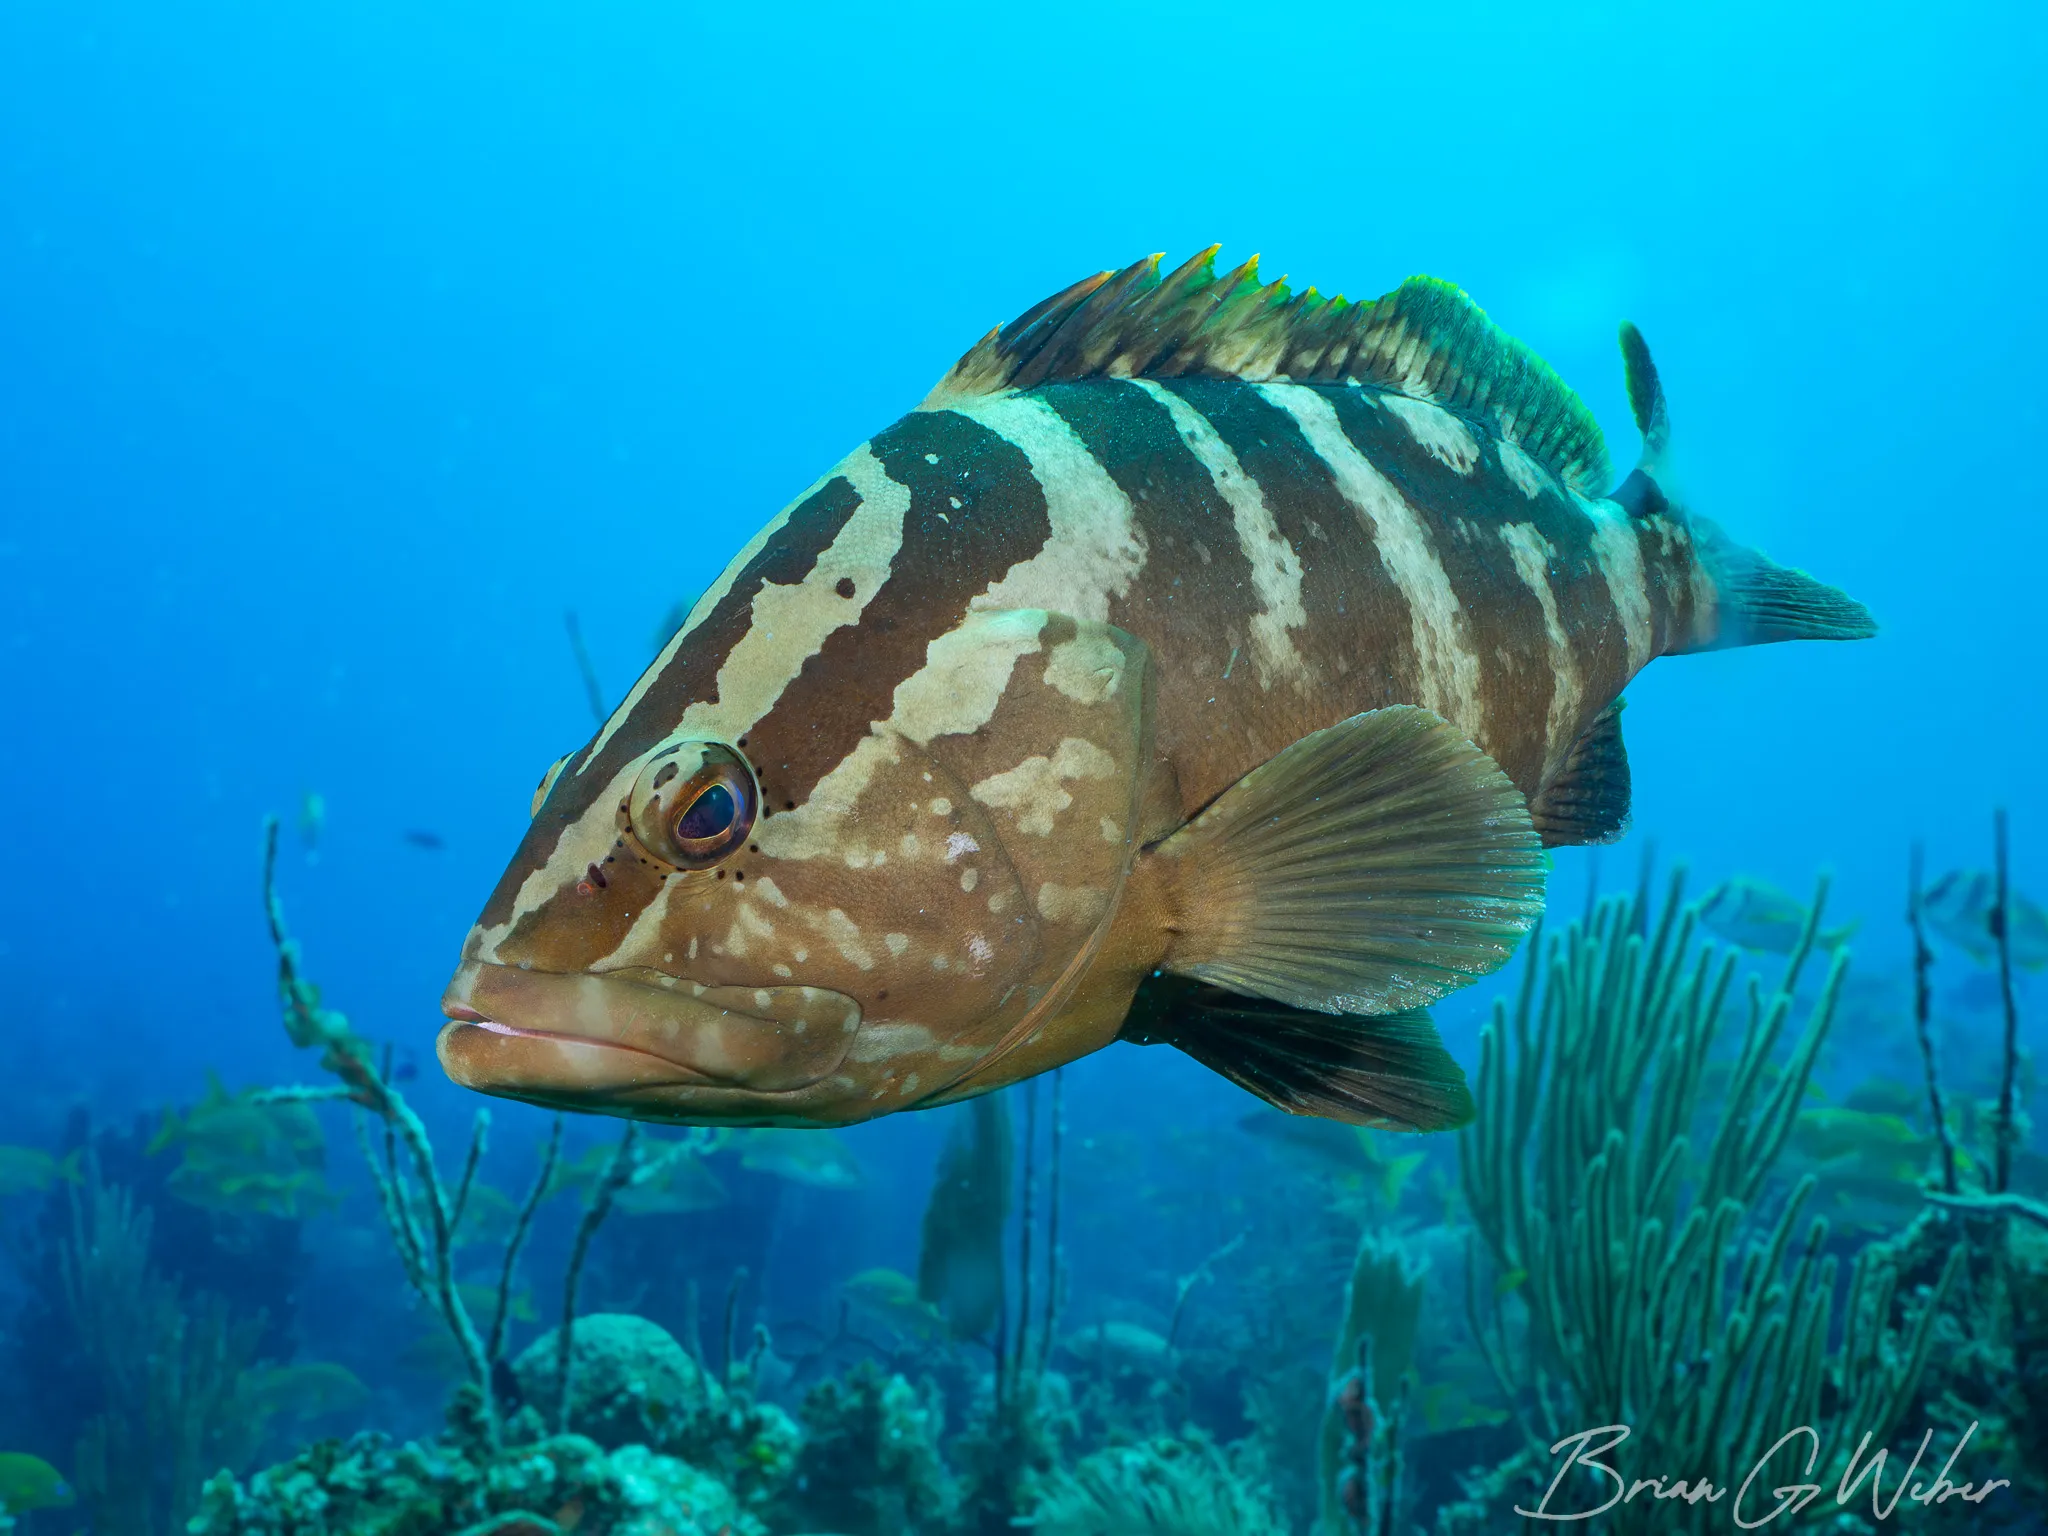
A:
438 246 1876 1131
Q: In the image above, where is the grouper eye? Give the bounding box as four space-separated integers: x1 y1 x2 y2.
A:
531 754 570 818
627 740 757 871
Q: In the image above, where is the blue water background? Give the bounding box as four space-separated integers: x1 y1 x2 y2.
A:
0 0 2042 1391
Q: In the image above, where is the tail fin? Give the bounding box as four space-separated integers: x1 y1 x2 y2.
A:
1615 322 1877 651
1690 518 1878 645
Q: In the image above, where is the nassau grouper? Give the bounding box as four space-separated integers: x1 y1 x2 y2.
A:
439 249 1873 1130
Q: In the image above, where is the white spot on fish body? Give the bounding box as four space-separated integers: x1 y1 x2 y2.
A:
1036 883 1110 924
1043 629 1127 703
945 831 979 861
1498 439 1553 500
890 609 1048 746
948 394 1148 622
816 908 875 970
1499 522 1584 775
1132 379 1307 690
1379 392 1480 474
970 737 1118 837
961 867 980 892
849 1021 937 1063
1577 493 1654 674
674 444 911 744
885 932 910 956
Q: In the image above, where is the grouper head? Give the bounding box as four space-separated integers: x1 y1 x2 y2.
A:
439 584 1158 1127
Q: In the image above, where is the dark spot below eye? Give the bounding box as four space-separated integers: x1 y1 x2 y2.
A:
784 800 795 811
877 990 887 1001
715 870 726 880
733 871 744 882
835 576 856 599
585 862 609 890
749 844 759 854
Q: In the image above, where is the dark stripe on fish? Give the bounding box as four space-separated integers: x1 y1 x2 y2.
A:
743 408 1055 806
474 474 862 932
1159 378 1423 721
1324 387 1553 788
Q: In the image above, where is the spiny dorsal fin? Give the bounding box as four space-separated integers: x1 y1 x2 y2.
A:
1529 697 1632 848
925 248 1614 493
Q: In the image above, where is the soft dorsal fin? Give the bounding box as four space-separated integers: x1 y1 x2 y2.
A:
925 248 1613 494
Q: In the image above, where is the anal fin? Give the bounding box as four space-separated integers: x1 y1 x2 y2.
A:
1120 975 1473 1131
1530 698 1632 847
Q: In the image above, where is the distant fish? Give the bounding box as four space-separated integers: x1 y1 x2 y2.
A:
1060 1321 1172 1375
241 1361 369 1422
1922 869 2048 969
440 247 1875 1132
732 1127 863 1189
0 1452 73 1515
1238 1109 1423 1205
1237 1110 1371 1173
403 830 446 851
614 1141 728 1215
0 1145 81 1199
298 791 326 854
841 1267 948 1342
150 1075 335 1219
1697 878 1857 955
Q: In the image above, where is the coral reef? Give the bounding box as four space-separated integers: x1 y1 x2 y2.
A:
773 1359 958 1535
58 1170 272 1535
1455 873 1962 1532
188 1424 761 1536
1025 1432 1288 1536
511 1314 798 1509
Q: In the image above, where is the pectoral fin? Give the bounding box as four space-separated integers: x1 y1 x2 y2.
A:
1120 974 1473 1131
1150 705 1545 1016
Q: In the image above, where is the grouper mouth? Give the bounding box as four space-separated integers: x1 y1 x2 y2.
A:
437 961 863 1100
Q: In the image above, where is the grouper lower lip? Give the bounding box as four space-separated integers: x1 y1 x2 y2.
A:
436 961 863 1097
